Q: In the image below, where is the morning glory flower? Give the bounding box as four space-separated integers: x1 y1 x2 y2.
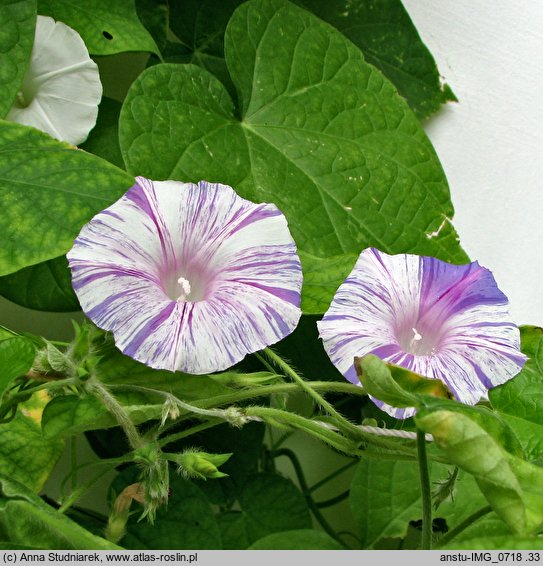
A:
67 178 302 374
318 248 526 419
6 15 102 145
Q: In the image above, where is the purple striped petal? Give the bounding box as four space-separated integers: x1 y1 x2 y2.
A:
67 178 302 374
317 248 526 419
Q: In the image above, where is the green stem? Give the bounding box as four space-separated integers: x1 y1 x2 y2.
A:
245 406 359 455
258 349 416 454
109 381 367 420
436 506 492 548
70 437 78 492
309 460 357 493
315 489 350 509
110 380 417 457
86 376 143 450
417 428 432 550
59 466 113 514
270 448 348 549
159 419 223 448
4 377 79 404
271 431 293 450
255 353 278 375
259 349 364 439
188 381 367 410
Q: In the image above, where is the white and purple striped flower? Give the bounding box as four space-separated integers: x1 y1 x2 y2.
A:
318 248 526 419
67 178 302 374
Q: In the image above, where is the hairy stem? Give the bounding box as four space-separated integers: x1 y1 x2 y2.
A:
244 406 359 455
259 349 364 439
258 349 417 454
86 376 143 450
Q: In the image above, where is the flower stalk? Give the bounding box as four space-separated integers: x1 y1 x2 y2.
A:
85 376 144 450
417 428 433 550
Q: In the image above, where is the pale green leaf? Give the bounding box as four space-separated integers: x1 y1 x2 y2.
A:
0 121 133 276
38 0 159 55
490 326 543 459
350 459 425 548
0 474 120 549
41 392 162 438
0 395 63 492
0 0 36 118
349 457 509 549
436 472 511 545
0 326 17 341
0 337 35 398
415 409 527 535
95 346 233 401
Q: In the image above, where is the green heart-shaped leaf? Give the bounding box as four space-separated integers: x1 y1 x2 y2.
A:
490 326 543 459
38 0 159 55
119 0 467 312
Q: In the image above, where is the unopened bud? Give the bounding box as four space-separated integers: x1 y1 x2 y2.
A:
174 449 232 480
214 371 283 388
105 483 145 543
133 443 170 522
33 341 74 377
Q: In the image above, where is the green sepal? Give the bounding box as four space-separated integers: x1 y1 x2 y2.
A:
354 354 453 408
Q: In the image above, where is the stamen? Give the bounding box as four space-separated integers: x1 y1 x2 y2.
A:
176 277 191 302
16 91 28 108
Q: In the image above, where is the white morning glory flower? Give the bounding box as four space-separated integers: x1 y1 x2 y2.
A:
67 178 303 374
6 15 102 145
318 248 526 419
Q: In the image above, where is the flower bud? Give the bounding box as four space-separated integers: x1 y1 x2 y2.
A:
32 341 74 377
174 449 232 480
213 371 283 388
105 483 145 543
133 443 170 522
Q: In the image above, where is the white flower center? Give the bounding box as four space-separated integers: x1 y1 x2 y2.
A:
16 90 30 108
176 277 192 302
397 325 439 356
165 270 208 304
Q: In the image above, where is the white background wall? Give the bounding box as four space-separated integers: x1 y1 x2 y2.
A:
402 0 543 325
